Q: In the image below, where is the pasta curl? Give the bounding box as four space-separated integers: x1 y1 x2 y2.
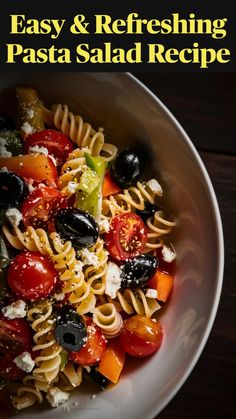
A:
44 104 117 161
116 289 161 318
145 210 176 252
27 300 62 390
93 303 123 338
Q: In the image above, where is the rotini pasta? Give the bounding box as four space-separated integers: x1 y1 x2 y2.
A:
0 86 176 411
43 103 118 162
93 303 123 339
116 289 161 318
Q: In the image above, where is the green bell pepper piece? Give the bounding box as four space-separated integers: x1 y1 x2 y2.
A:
75 154 107 221
78 167 99 195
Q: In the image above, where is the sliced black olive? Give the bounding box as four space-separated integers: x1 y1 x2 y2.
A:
55 305 87 352
54 208 99 248
136 202 158 222
0 114 15 131
110 148 143 189
85 366 109 390
121 254 159 289
0 172 28 209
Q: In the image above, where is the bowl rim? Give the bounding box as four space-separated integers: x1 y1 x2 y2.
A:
127 72 225 418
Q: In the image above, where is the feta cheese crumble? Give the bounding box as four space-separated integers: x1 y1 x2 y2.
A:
105 261 122 299
2 300 26 319
146 288 158 299
0 166 8 172
67 181 78 194
46 387 70 408
14 352 35 373
162 245 176 263
5 208 22 227
0 145 12 157
28 145 49 156
99 218 110 233
21 122 34 135
146 179 163 196
81 248 99 267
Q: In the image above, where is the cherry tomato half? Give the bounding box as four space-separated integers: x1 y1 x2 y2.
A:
119 315 163 357
0 316 33 354
105 213 147 261
21 185 66 227
0 353 26 380
23 130 74 166
7 252 58 301
70 317 106 366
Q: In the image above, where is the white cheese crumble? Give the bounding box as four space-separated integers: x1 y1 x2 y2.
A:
21 122 34 135
99 218 110 233
14 352 35 372
146 288 158 299
54 292 65 301
105 261 122 299
46 387 70 408
162 245 176 263
0 146 12 157
0 166 8 172
67 181 78 194
146 179 163 196
5 208 22 227
80 248 99 267
26 109 34 119
28 145 49 156
2 300 26 319
0 138 6 146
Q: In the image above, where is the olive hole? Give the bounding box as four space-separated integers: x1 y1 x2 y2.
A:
63 332 76 346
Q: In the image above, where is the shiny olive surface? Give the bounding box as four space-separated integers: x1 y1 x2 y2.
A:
110 149 143 188
0 171 28 209
55 208 99 248
121 254 159 288
55 305 87 352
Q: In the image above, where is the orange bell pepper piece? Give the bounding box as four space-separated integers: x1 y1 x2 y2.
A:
102 171 121 197
98 338 125 384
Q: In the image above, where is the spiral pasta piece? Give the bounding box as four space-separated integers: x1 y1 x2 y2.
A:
116 289 161 318
44 104 117 161
11 381 43 411
93 303 123 338
27 301 62 390
102 180 163 218
58 362 83 391
58 147 89 196
145 210 176 252
82 238 108 296
2 225 53 255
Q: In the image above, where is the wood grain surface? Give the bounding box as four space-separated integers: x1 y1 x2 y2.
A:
134 73 236 419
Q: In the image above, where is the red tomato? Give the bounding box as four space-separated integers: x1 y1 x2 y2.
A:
0 316 33 354
0 353 26 380
70 317 106 366
105 213 147 261
23 130 74 166
7 252 58 301
119 315 163 357
21 185 65 227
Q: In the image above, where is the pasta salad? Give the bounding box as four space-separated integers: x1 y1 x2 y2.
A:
0 87 176 411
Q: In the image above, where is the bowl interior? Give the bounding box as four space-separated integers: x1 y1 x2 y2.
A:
0 73 224 419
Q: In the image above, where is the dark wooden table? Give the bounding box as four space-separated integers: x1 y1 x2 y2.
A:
134 73 236 419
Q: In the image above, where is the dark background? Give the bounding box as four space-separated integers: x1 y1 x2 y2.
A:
134 73 235 419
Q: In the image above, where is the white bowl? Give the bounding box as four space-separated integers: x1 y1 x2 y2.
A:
0 73 224 419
